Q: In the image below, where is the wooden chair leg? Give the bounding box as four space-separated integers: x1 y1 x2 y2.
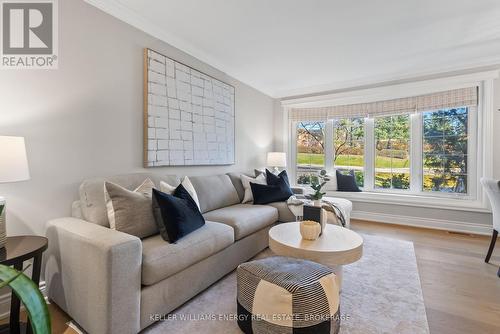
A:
485 229 498 263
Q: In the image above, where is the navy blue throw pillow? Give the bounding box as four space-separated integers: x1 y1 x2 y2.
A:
250 177 293 205
152 185 205 243
336 170 361 192
265 169 291 187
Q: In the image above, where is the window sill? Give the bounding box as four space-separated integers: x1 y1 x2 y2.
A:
322 189 490 213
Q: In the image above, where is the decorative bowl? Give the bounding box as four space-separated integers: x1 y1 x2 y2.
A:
300 220 321 240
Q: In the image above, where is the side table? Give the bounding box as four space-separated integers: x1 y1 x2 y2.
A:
0 236 48 334
269 222 363 290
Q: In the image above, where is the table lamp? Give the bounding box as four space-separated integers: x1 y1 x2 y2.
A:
0 136 30 248
267 152 287 174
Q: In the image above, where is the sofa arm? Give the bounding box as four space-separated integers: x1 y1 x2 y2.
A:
45 217 142 334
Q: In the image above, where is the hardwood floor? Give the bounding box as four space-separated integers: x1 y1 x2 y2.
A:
11 219 500 333
350 220 500 334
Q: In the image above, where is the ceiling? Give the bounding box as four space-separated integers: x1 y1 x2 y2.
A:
86 0 500 98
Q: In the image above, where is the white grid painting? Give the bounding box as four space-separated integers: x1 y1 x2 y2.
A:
145 49 235 166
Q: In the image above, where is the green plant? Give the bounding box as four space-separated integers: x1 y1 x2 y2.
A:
308 170 330 200
0 265 51 334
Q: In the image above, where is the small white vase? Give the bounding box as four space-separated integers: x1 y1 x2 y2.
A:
300 220 321 240
313 199 322 207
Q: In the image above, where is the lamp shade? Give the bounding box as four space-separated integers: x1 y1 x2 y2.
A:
0 136 30 183
267 152 287 168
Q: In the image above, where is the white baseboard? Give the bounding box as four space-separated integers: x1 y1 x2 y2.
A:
0 281 46 320
351 210 493 235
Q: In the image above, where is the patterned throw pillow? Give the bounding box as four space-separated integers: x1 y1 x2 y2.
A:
104 179 158 238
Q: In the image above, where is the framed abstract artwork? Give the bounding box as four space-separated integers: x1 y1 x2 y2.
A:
143 48 235 167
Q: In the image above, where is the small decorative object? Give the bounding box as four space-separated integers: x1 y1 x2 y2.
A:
144 49 235 167
303 204 327 236
0 136 30 248
267 152 287 174
306 169 330 203
300 220 321 240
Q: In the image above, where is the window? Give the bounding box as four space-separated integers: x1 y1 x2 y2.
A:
290 85 480 200
374 114 410 190
334 118 365 187
296 121 325 185
422 107 468 194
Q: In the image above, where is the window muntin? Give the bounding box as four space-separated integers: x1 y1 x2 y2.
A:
374 114 411 190
422 107 468 194
334 118 365 187
296 121 325 185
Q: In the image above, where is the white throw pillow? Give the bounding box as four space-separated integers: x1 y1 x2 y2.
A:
159 180 176 194
323 169 338 191
240 174 267 203
160 176 200 210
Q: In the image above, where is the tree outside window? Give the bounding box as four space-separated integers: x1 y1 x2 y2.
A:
374 114 411 190
334 118 365 186
423 107 468 194
296 121 325 184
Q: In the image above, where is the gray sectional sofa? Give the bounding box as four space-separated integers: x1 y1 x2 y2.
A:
44 172 352 334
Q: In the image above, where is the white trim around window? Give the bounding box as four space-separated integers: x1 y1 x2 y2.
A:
283 70 498 212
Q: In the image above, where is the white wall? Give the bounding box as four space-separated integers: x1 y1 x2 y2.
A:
274 75 500 231
0 0 275 236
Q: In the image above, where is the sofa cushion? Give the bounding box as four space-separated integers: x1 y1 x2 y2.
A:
267 202 296 222
227 172 246 202
141 221 234 285
188 175 240 213
227 172 262 203
203 204 278 240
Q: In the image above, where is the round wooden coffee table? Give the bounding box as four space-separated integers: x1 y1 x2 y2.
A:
269 222 363 289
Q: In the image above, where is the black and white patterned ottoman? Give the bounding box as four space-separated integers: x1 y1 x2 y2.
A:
237 256 340 334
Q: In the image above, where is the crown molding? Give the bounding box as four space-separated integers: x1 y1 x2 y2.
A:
281 69 499 108
276 59 500 99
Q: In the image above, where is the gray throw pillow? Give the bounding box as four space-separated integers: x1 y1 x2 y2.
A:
104 179 158 238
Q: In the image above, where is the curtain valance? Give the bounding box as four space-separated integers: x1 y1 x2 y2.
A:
289 87 478 121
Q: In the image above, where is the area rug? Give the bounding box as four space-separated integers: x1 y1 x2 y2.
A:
143 233 430 333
